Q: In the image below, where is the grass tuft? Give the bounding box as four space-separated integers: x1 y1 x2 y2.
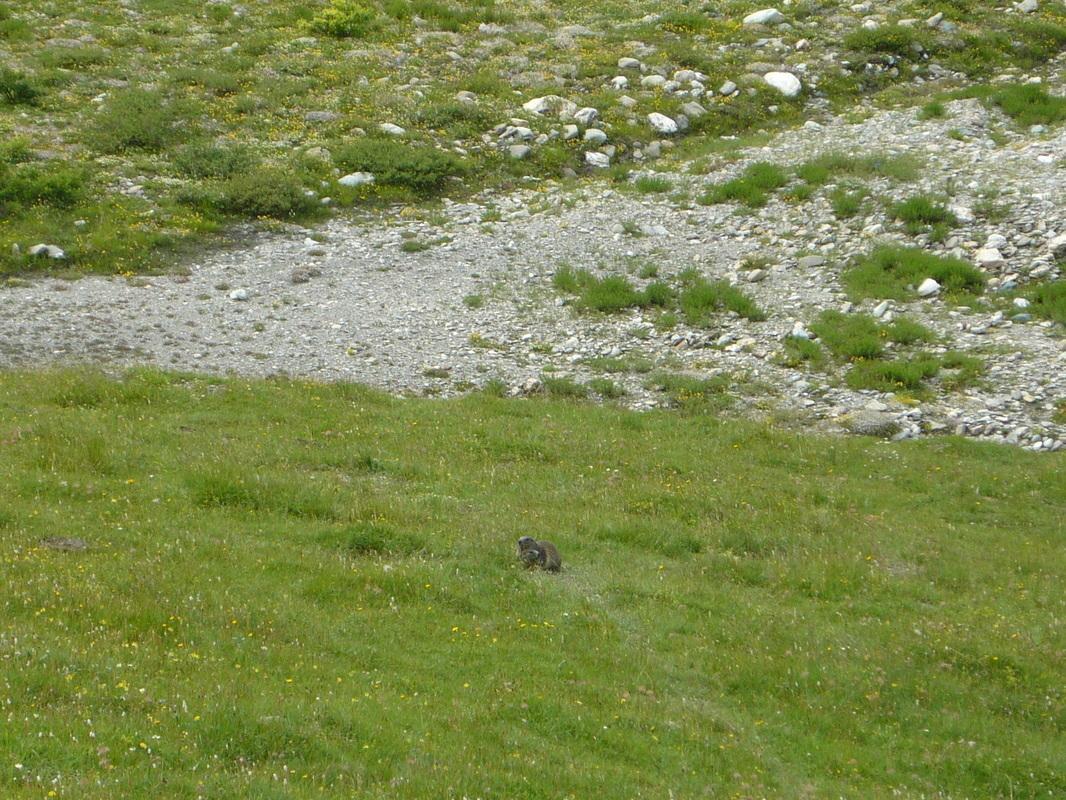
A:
844 246 986 301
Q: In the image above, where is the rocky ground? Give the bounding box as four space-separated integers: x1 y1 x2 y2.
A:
2 92 1064 451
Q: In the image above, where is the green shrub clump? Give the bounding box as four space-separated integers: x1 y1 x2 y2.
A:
0 67 41 106
334 139 466 194
310 0 380 38
679 272 766 323
220 169 319 219
90 89 183 153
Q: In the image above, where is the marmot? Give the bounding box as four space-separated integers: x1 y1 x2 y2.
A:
516 536 562 572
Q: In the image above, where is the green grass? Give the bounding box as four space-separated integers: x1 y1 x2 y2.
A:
891 195 957 235
829 187 865 219
809 311 885 361
884 316 936 345
634 175 672 194
844 246 986 301
1026 280 1066 324
919 101 947 120
845 355 942 392
779 336 827 369
991 83 1066 127
698 162 790 208
794 152 921 185
0 368 1063 799
679 271 766 323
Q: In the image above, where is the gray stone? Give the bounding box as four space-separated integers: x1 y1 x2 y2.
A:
618 57 642 70
843 411 901 438
719 80 738 96
573 107 599 125
641 74 667 88
304 111 340 123
797 255 825 268
680 101 707 118
229 288 250 301
379 122 405 136
583 128 608 144
508 144 532 159
585 151 611 169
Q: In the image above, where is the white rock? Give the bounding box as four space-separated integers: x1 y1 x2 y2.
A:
985 233 1008 249
790 322 812 339
379 122 405 136
917 278 941 297
618 95 638 109
28 244 66 260
975 248 1006 268
583 128 608 144
743 9 785 26
561 124 579 141
719 80 738 96
1017 0 1038 12
522 95 577 118
508 144 531 159
647 112 678 134
573 107 599 125
229 288 250 301
1013 297 1030 308
609 76 629 90
618 57 642 70
584 151 611 169
640 75 667 88
338 172 375 187
872 300 891 318
948 204 974 224
764 71 802 97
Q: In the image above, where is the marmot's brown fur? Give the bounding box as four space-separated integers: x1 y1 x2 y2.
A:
516 536 562 572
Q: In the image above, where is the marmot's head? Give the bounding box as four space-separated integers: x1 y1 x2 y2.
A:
517 536 538 551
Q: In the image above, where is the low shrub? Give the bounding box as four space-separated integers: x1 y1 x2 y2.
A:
333 139 466 194
219 169 319 219
90 89 184 153
310 0 380 38
172 142 257 179
0 67 41 106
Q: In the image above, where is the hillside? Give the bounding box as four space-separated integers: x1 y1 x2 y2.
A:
0 369 1064 798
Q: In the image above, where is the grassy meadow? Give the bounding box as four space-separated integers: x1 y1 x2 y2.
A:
0 368 1063 798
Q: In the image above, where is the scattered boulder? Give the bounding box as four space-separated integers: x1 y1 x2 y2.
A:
917 278 941 297
522 95 577 118
338 172 375 187
764 72 802 97
379 122 405 136
647 112 679 134
28 244 66 260
585 151 611 169
508 144 532 159
843 411 901 438
743 8 786 26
